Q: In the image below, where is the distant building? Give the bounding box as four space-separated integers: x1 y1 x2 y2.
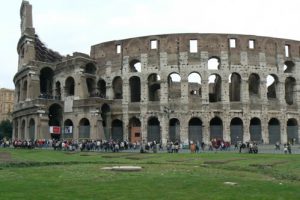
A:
0 88 14 121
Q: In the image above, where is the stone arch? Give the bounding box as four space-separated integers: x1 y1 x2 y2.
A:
148 73 161 101
249 73 260 100
128 117 141 143
97 79 106 98
49 103 63 140
84 63 96 74
188 117 203 143
22 80 27 101
267 74 279 100
63 119 73 139
112 119 123 141
28 118 35 140
250 117 262 143
229 72 241 102
14 120 19 139
230 117 243 144
188 72 201 96
101 104 111 139
169 118 180 142
16 81 21 102
208 74 222 102
129 76 141 102
40 67 54 96
112 76 123 99
285 77 296 105
79 118 90 139
129 59 141 72
147 117 160 142
283 61 295 73
208 57 220 70
21 119 25 140
287 118 298 144
48 104 63 126
210 117 223 140
168 73 181 99
268 118 280 144
55 81 61 99
65 76 75 96
86 78 96 97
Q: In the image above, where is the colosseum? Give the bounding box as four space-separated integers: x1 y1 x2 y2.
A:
12 1 300 145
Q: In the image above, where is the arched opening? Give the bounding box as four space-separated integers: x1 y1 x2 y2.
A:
49 104 63 140
210 117 223 141
63 119 73 139
65 77 75 96
188 72 201 97
250 118 262 143
14 120 19 139
86 78 96 97
40 67 54 97
55 81 61 100
283 61 295 73
97 79 106 98
148 74 161 101
101 104 111 139
22 80 28 101
16 81 21 102
188 118 202 143
229 73 241 102
208 57 220 70
21 120 25 140
267 75 279 100
129 76 141 102
28 118 35 140
208 74 222 102
287 118 298 144
129 59 141 72
285 77 296 105
128 117 141 143
249 73 260 101
169 118 180 142
168 73 181 99
268 118 280 144
230 117 243 144
79 118 90 139
112 119 123 141
112 76 123 99
85 63 96 74
147 117 160 142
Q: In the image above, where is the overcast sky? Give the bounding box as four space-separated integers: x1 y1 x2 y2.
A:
1 0 300 89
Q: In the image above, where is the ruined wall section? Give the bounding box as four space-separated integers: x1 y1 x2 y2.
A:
90 33 300 144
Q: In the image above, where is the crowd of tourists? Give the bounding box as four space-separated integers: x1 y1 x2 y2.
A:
0 137 297 154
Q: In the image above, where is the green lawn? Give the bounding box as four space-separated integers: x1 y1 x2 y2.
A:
0 149 299 200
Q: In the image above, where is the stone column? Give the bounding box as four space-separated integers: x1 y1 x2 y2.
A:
180 116 189 145
201 78 209 104
280 115 287 144
161 115 168 145
243 117 250 142
261 116 268 144
223 117 230 142
202 116 210 144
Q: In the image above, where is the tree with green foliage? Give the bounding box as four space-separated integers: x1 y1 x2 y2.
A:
0 120 12 139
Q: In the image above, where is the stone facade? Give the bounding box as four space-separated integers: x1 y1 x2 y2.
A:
0 88 14 121
12 1 300 145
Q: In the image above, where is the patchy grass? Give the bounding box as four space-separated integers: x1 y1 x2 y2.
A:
0 149 300 200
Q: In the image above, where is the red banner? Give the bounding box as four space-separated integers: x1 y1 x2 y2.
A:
50 126 61 134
